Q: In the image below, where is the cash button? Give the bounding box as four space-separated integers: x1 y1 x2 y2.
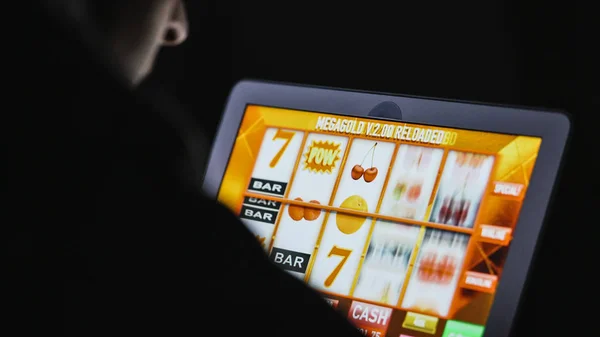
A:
402 312 438 334
442 320 485 337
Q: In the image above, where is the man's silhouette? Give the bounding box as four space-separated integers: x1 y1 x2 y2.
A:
6 2 363 336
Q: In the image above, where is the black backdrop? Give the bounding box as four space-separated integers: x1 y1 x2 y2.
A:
147 3 591 335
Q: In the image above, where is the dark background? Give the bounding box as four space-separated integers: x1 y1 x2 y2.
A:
147 2 591 336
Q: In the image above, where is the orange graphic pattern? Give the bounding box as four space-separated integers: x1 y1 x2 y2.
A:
217 105 541 331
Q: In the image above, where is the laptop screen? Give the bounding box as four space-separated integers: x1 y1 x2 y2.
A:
217 105 542 337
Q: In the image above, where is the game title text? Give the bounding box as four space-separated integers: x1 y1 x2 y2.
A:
315 116 457 146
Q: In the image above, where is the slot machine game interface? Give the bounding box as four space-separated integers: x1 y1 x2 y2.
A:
218 105 541 337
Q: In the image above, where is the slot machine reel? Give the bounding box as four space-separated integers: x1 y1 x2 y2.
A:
437 187 471 227
389 170 421 219
288 197 322 221
350 142 379 183
391 203 417 220
368 238 412 271
417 231 439 282
405 168 424 204
361 236 414 305
404 148 428 204
392 178 408 201
436 153 469 226
435 233 459 285
416 231 458 285
409 149 434 202
467 153 486 181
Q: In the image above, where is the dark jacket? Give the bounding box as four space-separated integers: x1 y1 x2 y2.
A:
6 6 362 337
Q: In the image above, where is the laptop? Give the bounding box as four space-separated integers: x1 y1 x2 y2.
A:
203 80 570 337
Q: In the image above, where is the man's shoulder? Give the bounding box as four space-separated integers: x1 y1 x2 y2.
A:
89 191 364 337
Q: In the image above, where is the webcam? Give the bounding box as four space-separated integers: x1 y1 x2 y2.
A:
368 101 403 120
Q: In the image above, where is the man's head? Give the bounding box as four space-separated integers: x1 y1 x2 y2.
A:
62 0 189 86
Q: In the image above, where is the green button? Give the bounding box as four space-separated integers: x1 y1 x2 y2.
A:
442 320 485 337
402 312 439 334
